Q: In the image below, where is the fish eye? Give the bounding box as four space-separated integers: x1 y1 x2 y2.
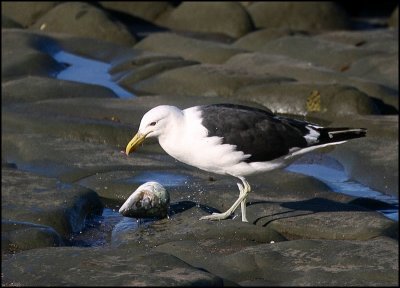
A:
149 121 157 126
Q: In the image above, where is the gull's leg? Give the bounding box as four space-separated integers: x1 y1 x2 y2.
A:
240 189 247 222
239 177 250 222
200 177 251 221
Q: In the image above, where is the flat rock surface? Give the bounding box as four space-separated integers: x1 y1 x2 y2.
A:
2 168 103 237
2 2 398 286
2 247 224 286
214 237 398 286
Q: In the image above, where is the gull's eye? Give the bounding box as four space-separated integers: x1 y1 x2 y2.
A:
149 121 157 126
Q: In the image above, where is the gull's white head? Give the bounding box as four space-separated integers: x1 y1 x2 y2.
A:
125 105 182 155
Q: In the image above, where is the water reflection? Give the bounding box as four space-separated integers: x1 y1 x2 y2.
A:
52 50 134 98
124 171 190 187
286 160 398 221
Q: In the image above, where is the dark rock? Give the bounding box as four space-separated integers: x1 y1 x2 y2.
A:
155 237 398 286
30 2 136 46
345 53 398 90
233 28 309 51
247 2 350 31
235 82 380 117
216 237 398 285
329 115 398 198
2 76 117 105
113 56 198 88
1 168 103 237
55 34 142 63
1 95 264 166
1 15 23 29
110 52 184 74
316 29 397 54
2 220 64 254
2 29 64 80
155 2 253 38
259 35 376 71
388 6 399 27
130 64 294 97
2 247 224 286
99 1 173 22
1 2 57 27
134 32 247 64
225 53 399 110
267 210 397 240
112 208 286 249
2 106 132 148
111 200 397 285
316 30 398 90
1 19 398 287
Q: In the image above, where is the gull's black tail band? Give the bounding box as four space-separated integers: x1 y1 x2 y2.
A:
317 127 367 144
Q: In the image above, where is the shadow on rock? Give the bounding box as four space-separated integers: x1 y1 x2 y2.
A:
169 201 220 216
251 197 370 226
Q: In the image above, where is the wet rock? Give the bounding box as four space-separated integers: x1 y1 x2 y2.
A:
345 53 398 90
119 181 170 219
2 29 64 80
2 247 224 286
2 220 64 254
155 2 253 38
99 1 173 22
1 131 158 183
1 10 398 287
247 170 397 241
111 195 397 286
267 210 397 240
225 53 398 110
110 53 184 74
112 55 198 88
131 64 294 97
2 106 132 148
31 2 136 46
1 167 103 237
259 35 376 71
0 95 221 159
134 32 247 64
216 237 398 286
246 2 350 31
316 29 398 54
1 15 23 29
233 28 309 51
110 163 395 246
113 207 286 249
56 34 142 63
388 6 399 27
2 76 117 105
329 115 399 198
314 29 397 90
1 2 57 27
235 82 379 117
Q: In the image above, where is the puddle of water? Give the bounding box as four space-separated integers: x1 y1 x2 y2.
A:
69 208 145 247
52 50 134 98
286 161 398 221
124 171 190 187
7 159 74 179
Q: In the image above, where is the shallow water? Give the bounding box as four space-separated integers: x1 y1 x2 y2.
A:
123 171 190 187
52 50 134 98
69 155 398 247
286 156 398 221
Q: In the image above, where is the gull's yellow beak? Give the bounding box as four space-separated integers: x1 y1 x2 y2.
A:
125 133 146 155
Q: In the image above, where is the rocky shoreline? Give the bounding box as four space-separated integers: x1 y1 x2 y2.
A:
2 2 398 286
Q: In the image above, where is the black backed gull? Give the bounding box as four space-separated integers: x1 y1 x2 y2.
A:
125 104 366 222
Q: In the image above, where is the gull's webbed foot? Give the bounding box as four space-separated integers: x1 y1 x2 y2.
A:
200 211 232 221
200 177 251 222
